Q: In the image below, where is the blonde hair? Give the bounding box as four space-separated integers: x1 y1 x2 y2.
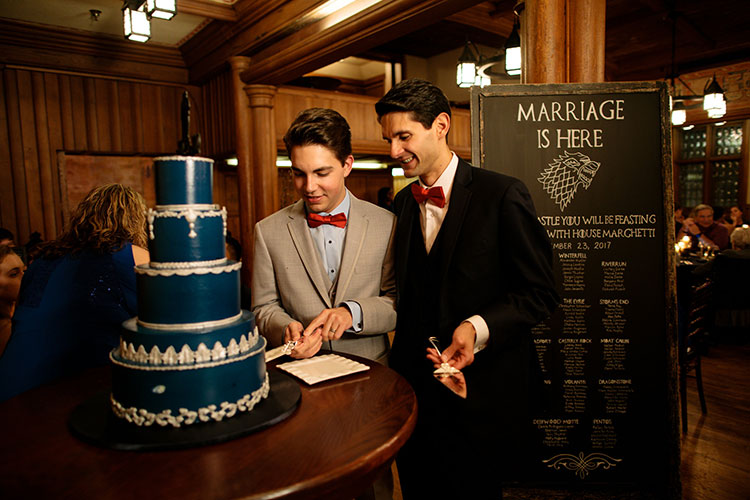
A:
40 184 147 259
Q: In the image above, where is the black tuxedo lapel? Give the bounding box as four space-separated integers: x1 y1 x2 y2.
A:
396 190 418 300
436 160 473 283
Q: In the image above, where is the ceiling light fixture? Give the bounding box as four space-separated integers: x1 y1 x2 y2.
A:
122 0 177 43
146 0 176 20
123 1 150 43
504 19 521 76
703 75 726 119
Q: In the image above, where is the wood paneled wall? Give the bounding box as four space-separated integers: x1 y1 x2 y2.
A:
0 66 201 245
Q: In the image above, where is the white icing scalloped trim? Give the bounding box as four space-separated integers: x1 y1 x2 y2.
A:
110 373 269 427
154 155 214 164
135 260 241 277
117 327 259 365
150 258 228 270
110 333 264 372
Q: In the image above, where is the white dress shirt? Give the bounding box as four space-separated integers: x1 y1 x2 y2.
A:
415 153 488 352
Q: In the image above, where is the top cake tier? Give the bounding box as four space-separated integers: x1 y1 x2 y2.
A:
154 156 214 206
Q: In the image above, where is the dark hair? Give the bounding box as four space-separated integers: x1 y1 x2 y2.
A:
283 108 352 164
0 228 14 244
375 79 452 129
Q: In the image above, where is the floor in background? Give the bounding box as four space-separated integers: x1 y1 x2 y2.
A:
680 338 750 500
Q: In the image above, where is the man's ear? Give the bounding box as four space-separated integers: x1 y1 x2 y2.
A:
432 112 451 140
342 155 354 177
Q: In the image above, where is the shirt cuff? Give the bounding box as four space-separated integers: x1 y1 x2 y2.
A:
341 301 363 333
465 315 489 354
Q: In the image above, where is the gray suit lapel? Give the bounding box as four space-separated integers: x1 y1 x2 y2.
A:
287 201 334 308
336 195 367 302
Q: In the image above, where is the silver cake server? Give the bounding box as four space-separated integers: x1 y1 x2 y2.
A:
265 340 297 363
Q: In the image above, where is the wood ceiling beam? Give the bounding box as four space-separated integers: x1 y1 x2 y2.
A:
178 0 238 22
239 0 485 85
446 0 515 36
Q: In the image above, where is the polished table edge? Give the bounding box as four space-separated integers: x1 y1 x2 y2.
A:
0 353 417 500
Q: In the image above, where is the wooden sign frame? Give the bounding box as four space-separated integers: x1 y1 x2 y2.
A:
470 82 679 499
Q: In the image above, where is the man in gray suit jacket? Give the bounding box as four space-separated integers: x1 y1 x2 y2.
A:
251 108 396 363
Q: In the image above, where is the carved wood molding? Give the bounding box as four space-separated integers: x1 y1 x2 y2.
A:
178 0 238 22
0 19 188 83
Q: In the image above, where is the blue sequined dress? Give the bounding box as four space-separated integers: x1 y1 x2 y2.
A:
0 243 137 401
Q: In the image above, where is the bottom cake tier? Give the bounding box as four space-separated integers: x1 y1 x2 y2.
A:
109 311 268 428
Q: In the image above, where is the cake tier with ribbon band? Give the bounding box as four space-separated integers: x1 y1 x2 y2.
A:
148 204 227 265
135 261 241 328
154 156 214 205
110 335 267 428
119 310 257 360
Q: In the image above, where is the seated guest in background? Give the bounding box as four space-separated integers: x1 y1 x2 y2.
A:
0 228 15 247
23 231 44 264
678 203 730 251
252 107 396 364
728 205 747 230
674 205 687 236
0 245 24 355
0 184 149 402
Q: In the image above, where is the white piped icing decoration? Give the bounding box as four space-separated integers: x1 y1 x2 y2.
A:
147 205 226 241
135 261 241 277
117 330 259 366
110 374 269 428
154 155 214 163
150 258 227 270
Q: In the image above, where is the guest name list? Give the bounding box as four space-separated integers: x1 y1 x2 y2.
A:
473 83 671 490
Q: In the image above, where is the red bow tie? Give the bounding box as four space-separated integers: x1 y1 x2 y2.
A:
307 212 347 228
411 183 446 208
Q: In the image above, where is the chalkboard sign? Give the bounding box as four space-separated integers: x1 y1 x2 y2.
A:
471 82 679 499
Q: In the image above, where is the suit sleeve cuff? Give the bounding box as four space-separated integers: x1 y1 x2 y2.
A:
341 301 363 333
465 315 489 354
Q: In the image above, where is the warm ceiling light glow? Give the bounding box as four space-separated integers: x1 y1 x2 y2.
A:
671 100 686 126
146 0 176 20
123 3 150 43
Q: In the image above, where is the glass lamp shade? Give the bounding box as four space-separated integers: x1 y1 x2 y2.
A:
707 99 726 119
457 61 476 88
671 100 687 126
147 0 176 20
123 5 150 43
505 46 521 76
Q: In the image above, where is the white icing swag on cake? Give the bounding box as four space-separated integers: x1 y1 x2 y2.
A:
110 374 270 427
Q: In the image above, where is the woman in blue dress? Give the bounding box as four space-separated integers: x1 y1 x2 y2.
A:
0 184 149 401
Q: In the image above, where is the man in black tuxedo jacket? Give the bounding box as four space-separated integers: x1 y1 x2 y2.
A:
376 79 559 499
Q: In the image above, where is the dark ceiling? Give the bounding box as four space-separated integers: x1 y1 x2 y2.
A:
368 0 750 82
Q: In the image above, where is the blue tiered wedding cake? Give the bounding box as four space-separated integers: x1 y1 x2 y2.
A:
109 156 268 428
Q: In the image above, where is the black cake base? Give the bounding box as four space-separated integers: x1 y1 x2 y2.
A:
68 370 300 451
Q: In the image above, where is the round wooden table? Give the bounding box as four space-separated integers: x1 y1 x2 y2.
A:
0 355 417 499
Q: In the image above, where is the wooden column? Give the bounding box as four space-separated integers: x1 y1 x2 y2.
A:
568 0 606 83
520 0 606 84
229 56 256 283
244 84 279 223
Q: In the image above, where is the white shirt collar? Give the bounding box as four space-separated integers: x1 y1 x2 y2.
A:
419 152 458 204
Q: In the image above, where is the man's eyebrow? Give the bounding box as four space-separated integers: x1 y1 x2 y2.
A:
291 165 334 173
383 129 410 140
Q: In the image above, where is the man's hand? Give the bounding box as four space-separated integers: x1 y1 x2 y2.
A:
427 322 476 371
284 321 304 343
291 329 323 359
681 217 700 235
303 306 353 341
